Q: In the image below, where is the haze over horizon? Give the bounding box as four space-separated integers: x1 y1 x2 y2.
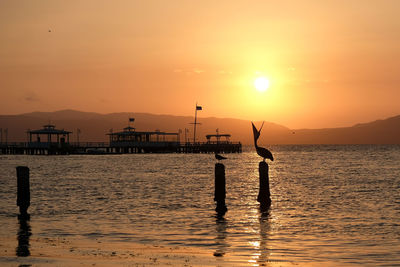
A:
1 109 399 144
5 108 400 130
1 1 400 129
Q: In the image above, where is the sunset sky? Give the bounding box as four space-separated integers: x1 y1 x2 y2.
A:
1 0 399 129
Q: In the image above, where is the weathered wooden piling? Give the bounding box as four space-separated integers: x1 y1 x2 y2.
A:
257 161 271 208
16 215 31 257
16 166 30 216
214 163 227 213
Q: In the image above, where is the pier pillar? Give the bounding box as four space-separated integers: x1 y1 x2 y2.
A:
16 213 31 257
16 166 30 216
214 163 227 214
257 162 271 209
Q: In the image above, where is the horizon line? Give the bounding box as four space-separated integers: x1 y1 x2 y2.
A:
0 108 399 131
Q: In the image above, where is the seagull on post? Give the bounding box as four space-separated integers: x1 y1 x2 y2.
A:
215 153 227 161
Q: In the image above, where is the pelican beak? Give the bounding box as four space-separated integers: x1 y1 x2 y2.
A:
251 122 260 142
259 121 265 133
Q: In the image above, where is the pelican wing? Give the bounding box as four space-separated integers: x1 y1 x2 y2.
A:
257 146 274 161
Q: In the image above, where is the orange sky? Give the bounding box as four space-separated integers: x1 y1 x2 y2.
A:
1 0 399 129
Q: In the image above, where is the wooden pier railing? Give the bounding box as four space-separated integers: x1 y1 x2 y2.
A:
0 141 242 155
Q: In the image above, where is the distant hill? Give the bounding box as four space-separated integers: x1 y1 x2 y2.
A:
0 110 399 144
289 115 400 144
0 109 289 144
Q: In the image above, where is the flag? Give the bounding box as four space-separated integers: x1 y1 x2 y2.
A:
129 118 135 122
196 105 202 110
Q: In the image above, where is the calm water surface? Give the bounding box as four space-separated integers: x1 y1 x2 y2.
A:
1 145 400 266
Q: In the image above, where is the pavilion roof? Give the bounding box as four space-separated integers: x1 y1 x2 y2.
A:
108 130 177 136
28 125 72 135
206 134 231 139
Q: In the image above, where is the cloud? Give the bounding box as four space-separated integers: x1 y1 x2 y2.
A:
173 68 205 75
23 91 40 102
193 69 204 74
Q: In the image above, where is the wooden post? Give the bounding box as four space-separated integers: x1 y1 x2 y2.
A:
16 215 31 257
257 161 271 209
16 166 30 216
214 163 227 213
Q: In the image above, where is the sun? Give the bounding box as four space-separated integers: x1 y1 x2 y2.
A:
254 77 270 92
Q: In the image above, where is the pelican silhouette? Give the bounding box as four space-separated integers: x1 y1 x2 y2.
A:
251 122 274 161
215 153 227 161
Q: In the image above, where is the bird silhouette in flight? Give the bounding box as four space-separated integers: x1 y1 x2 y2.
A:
251 122 274 161
215 153 227 161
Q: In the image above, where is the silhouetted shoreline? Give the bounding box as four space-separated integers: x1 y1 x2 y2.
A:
1 110 400 144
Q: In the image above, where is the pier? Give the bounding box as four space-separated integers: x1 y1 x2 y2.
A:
0 120 241 155
0 141 241 155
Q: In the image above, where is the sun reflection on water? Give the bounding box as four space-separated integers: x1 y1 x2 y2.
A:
0 146 399 266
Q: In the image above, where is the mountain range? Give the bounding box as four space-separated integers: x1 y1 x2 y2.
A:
0 109 399 144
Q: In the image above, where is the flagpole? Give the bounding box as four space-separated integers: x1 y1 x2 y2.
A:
193 103 198 143
77 128 80 146
191 103 202 143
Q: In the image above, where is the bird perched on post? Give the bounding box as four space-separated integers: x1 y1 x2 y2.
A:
251 122 274 161
215 153 227 161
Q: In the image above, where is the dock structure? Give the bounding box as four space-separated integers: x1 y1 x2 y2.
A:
0 121 242 155
0 142 27 155
106 126 180 153
0 140 242 155
178 141 241 153
13 125 72 155
179 131 241 153
0 140 242 154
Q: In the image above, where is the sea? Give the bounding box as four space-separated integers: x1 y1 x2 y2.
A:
1 145 399 266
